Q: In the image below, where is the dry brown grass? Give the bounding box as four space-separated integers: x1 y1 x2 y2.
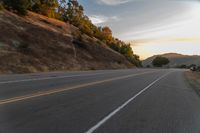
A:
185 71 200 96
0 10 134 74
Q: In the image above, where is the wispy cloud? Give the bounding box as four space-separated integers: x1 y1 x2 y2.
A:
89 15 119 24
130 37 200 46
97 0 130 5
89 15 108 24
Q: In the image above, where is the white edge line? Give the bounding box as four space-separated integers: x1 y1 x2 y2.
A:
85 72 170 133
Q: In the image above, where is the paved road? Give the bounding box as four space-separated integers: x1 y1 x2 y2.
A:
0 69 200 133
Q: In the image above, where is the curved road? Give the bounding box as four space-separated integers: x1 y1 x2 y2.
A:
0 69 200 133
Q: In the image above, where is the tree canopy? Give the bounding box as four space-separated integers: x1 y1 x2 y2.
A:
152 56 170 67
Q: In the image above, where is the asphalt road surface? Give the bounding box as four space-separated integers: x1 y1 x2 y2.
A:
0 69 200 133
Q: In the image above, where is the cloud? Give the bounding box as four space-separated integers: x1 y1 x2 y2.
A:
89 15 119 24
97 0 130 5
174 37 200 42
89 15 108 24
129 37 200 46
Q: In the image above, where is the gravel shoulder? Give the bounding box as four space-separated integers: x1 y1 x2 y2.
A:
185 71 200 96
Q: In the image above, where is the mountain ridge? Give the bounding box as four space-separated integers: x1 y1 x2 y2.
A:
142 53 200 67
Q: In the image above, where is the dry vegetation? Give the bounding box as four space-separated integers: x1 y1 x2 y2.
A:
0 10 134 73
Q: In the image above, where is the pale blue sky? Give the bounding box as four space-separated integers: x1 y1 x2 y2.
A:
78 0 200 59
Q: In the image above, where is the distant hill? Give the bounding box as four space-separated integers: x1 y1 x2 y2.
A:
0 10 134 74
142 53 200 67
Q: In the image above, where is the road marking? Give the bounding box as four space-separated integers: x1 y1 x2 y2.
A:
0 72 118 84
0 71 157 105
85 72 170 133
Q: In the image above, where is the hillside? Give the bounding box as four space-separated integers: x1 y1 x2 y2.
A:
0 10 134 74
142 53 200 67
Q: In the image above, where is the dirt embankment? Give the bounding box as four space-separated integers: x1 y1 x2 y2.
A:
0 10 134 74
185 71 200 96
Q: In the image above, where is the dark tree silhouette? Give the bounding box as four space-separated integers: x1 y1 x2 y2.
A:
152 56 169 67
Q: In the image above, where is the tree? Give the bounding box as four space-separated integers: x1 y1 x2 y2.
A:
176 64 187 69
31 0 59 18
102 26 112 42
0 2 3 10
114 43 142 67
152 56 169 67
2 0 59 17
3 0 31 15
197 66 200 71
63 0 84 23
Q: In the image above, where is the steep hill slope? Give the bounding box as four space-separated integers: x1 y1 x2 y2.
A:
0 10 134 73
142 53 200 67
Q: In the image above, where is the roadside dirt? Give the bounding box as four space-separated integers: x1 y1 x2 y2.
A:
185 71 200 96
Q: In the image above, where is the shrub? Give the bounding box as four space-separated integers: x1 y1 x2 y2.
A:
2 0 30 15
90 67 96 70
146 65 151 68
152 56 169 67
197 66 200 71
176 64 187 69
17 42 31 53
117 60 122 64
77 34 83 42
0 2 4 10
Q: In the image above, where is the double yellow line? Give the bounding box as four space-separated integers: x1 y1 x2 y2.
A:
0 71 158 105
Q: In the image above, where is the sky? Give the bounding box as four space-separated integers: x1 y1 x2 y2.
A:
78 0 200 60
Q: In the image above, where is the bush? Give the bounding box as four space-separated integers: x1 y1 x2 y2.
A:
79 24 93 37
146 65 151 68
0 2 4 10
3 0 30 15
77 34 83 42
152 56 169 67
108 43 120 52
176 64 187 69
17 42 31 53
197 66 200 71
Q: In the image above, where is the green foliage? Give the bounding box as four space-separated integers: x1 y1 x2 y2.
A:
30 0 59 18
108 41 141 67
108 42 121 52
152 56 170 67
79 19 94 37
2 0 31 15
176 64 187 69
58 0 84 22
17 42 31 54
197 66 200 71
189 64 196 68
3 0 59 17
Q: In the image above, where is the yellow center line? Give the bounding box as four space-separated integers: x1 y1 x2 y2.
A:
0 71 159 105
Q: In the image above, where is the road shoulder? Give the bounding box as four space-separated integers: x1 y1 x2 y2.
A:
185 71 200 96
